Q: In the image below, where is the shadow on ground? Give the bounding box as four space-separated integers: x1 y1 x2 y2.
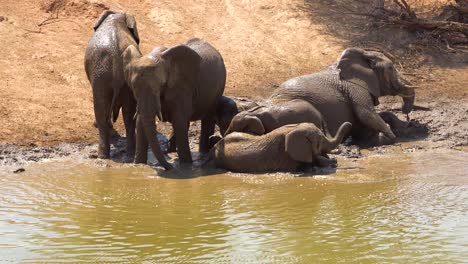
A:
298 0 467 70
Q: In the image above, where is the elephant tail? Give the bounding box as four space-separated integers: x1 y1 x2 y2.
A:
110 90 121 123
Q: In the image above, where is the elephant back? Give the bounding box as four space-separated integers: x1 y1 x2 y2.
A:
270 71 355 137
213 129 300 173
185 38 226 120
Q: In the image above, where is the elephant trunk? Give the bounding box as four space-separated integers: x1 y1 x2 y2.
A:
140 95 172 170
396 77 415 114
141 117 172 170
324 122 352 152
400 84 415 115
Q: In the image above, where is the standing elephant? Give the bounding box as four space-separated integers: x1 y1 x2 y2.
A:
123 38 226 169
215 96 259 136
223 99 329 137
212 122 352 173
84 10 140 159
270 48 415 144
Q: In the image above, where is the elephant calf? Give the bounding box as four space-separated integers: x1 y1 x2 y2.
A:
215 96 259 136
212 122 352 173
224 99 329 137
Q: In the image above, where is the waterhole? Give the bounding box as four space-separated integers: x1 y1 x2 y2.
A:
0 149 467 262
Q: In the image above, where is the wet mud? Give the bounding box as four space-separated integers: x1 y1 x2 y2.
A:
1 98 466 175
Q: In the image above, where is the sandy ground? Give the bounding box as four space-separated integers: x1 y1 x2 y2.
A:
0 0 467 168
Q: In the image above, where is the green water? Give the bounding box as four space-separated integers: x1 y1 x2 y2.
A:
0 150 467 263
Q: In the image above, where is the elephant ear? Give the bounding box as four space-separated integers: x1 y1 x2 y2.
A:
285 127 313 163
337 48 381 99
242 116 265 135
125 14 140 44
93 10 115 31
122 45 142 84
161 45 202 100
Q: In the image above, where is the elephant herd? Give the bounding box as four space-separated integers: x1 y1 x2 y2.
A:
84 11 416 173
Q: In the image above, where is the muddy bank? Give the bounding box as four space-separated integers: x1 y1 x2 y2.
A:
1 97 466 174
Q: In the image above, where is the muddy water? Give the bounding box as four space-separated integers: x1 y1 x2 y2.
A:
0 149 467 263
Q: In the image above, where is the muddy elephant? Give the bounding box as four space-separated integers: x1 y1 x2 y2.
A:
224 99 329 137
84 10 140 159
215 96 259 136
270 48 415 145
123 38 226 169
212 122 352 173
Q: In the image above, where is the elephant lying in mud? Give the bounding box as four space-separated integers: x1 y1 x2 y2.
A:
84 10 140 160
270 48 415 145
224 99 329 137
123 38 226 169
212 122 352 173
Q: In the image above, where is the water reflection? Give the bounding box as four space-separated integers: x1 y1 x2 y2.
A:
0 150 467 263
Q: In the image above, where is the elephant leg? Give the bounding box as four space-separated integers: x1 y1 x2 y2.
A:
166 133 177 153
134 115 148 163
350 92 396 141
96 125 111 159
122 88 137 160
173 119 191 163
92 83 113 159
199 115 215 153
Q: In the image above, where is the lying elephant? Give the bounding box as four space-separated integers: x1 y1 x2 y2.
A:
84 10 140 159
215 96 259 136
212 122 352 173
270 48 415 145
123 38 226 169
224 99 329 137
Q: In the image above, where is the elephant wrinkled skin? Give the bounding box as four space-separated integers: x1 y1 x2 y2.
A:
124 38 226 169
84 10 140 160
224 99 329 137
270 48 415 145
213 122 352 173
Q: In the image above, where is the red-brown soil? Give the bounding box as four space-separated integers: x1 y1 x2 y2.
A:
0 0 466 147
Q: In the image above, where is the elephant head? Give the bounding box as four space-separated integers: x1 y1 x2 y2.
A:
122 44 201 169
285 122 352 163
337 48 415 114
216 96 259 135
224 106 266 136
93 10 140 44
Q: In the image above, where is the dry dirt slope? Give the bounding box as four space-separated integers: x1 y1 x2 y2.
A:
0 0 466 146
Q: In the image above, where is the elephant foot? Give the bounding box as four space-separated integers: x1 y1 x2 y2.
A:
97 148 110 159
134 155 147 164
98 153 110 159
125 149 135 163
